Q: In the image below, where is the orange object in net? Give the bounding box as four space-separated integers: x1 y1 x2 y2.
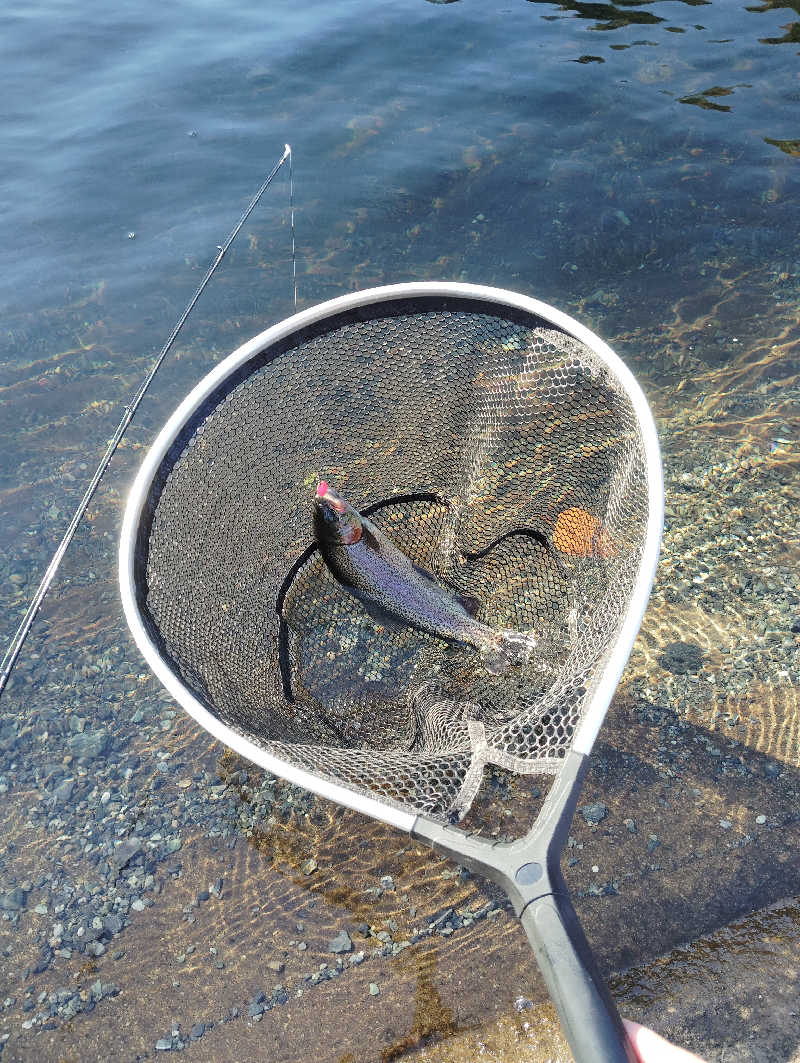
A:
553 507 616 560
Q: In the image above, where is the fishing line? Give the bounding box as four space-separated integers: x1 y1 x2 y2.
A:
288 144 297 309
0 143 293 700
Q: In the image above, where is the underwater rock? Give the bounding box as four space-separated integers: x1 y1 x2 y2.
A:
581 802 608 825
52 778 75 807
0 888 27 911
67 728 110 761
658 640 704 674
110 838 143 872
328 929 353 954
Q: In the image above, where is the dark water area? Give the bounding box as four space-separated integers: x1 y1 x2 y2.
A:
2 0 798 333
0 1 798 1060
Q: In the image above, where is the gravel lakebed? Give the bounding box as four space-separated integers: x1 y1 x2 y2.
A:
0 314 798 1061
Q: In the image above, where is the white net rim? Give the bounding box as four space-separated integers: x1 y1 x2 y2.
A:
118 281 663 831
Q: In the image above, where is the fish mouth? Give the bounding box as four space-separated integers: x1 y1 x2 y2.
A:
315 480 347 514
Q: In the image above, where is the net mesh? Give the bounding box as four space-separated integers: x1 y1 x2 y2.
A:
133 296 651 820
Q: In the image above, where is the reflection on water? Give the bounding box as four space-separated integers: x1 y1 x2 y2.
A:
0 0 798 1059
528 0 669 30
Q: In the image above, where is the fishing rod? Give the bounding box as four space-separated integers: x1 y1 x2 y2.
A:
0 143 295 700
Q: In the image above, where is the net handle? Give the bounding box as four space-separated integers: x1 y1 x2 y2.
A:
520 888 636 1062
412 749 635 1063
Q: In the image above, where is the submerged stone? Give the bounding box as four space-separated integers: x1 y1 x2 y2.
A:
329 930 353 954
0 888 27 911
581 802 608 825
110 838 143 871
658 640 704 674
67 728 110 761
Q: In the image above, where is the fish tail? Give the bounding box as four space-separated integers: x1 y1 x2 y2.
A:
479 630 537 674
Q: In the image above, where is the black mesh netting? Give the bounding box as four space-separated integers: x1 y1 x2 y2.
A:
133 296 649 819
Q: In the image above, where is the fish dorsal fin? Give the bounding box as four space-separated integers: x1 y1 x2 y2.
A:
412 562 481 617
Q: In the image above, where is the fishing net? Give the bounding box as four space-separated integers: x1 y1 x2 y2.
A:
131 293 650 820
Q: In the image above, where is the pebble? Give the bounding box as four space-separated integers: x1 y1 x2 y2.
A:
32 946 53 973
301 858 318 875
106 914 124 935
755 814 766 825
52 778 75 807
329 930 353 954
67 728 110 761
369 983 380 996
581 802 608 825
110 838 143 872
0 889 27 912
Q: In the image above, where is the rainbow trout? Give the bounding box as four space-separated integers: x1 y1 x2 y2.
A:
312 482 535 673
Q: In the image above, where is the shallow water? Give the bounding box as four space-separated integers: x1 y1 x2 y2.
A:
0 0 798 1060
